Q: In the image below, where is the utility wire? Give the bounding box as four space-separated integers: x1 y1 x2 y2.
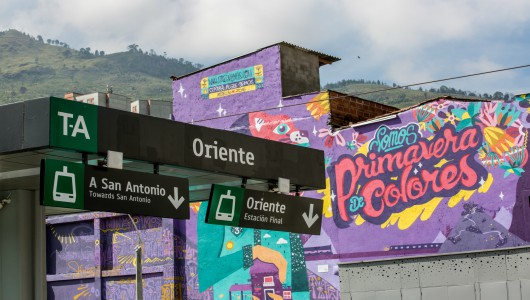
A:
192 63 530 123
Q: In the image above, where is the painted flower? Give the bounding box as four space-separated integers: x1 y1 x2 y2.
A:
495 103 520 128
347 131 367 150
430 99 448 111
318 128 345 148
500 147 528 177
478 102 499 127
441 111 459 126
412 106 436 131
478 143 503 167
426 118 444 133
451 102 481 131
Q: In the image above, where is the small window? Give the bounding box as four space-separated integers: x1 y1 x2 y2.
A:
283 291 292 299
263 276 274 287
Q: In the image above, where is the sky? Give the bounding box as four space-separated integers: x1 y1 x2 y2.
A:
2 0 530 95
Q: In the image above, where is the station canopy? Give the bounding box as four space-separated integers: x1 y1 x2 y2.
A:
0 97 325 216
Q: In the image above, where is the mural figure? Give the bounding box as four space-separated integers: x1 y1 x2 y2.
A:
198 204 309 299
231 112 310 147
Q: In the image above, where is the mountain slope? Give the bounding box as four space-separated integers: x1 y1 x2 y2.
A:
0 29 200 104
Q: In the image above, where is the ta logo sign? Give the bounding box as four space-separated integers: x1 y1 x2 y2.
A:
50 97 98 152
58 111 91 139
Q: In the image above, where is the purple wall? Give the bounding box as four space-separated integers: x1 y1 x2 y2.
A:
171 44 530 299
173 46 281 124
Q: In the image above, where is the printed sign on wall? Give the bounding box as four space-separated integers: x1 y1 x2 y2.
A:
200 65 264 99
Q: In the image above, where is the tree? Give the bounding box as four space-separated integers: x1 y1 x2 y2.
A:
95 50 99 56
493 91 504 99
62 49 72 58
37 35 43 42
127 44 139 52
46 39 51 44
99 51 105 56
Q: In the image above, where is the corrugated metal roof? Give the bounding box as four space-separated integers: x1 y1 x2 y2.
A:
269 41 341 66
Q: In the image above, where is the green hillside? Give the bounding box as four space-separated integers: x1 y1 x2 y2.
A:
1 29 513 108
324 80 513 108
0 29 200 104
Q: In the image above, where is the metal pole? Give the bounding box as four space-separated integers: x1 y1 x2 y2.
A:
135 245 143 300
128 215 143 300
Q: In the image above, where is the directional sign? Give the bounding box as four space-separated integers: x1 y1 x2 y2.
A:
40 159 190 219
205 184 323 235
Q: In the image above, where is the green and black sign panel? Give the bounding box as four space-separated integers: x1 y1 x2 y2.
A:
49 98 98 153
41 159 190 219
205 184 323 235
46 97 325 190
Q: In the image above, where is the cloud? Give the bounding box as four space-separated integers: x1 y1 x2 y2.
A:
263 233 271 238
2 0 530 94
276 238 288 245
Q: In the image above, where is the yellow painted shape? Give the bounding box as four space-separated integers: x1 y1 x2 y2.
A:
226 241 234 250
355 215 365 226
317 178 333 218
448 189 475 207
381 197 443 230
434 159 451 168
112 231 131 244
306 92 330 121
357 142 369 156
190 202 201 213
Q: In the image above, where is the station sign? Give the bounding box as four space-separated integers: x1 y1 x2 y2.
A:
49 97 98 153
205 184 323 235
40 159 189 219
47 97 325 190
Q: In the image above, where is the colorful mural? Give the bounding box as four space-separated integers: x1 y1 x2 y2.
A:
45 43 530 300
171 45 530 299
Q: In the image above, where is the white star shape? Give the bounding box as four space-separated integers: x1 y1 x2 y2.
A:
216 104 224 116
479 177 485 186
277 99 284 110
330 190 336 202
313 125 317 136
414 168 418 175
418 162 423 168
178 83 185 97
499 192 504 200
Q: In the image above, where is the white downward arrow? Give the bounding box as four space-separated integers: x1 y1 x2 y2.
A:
302 203 319 228
168 187 185 211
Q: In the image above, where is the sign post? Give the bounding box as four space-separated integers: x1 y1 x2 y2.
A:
205 184 323 235
41 159 190 219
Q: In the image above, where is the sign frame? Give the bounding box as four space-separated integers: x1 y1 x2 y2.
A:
40 159 190 219
205 184 323 235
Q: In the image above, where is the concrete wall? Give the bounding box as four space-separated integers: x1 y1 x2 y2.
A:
280 44 321 97
339 247 530 300
0 190 46 300
107 94 130 111
75 92 106 106
149 100 172 119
